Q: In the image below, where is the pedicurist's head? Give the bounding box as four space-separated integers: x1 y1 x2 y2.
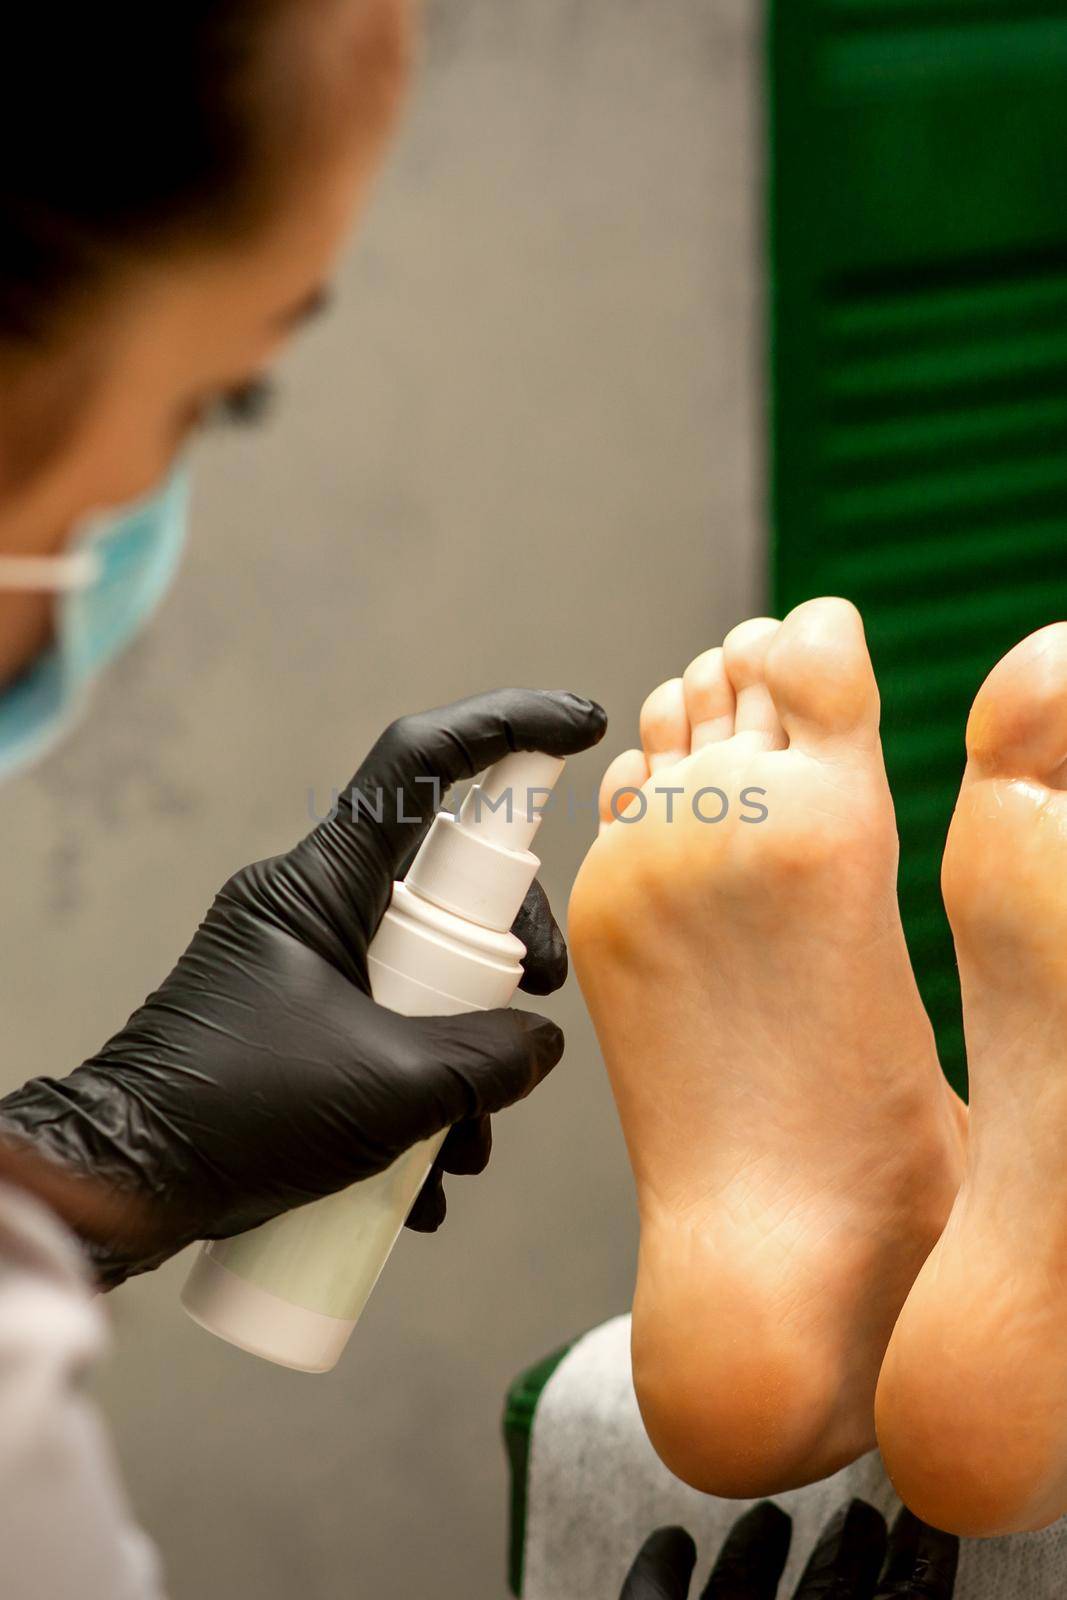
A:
0 0 412 688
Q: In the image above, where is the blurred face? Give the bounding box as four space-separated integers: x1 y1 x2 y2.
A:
0 0 412 687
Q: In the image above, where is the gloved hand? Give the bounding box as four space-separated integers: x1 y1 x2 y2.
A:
0 689 606 1286
620 1499 959 1600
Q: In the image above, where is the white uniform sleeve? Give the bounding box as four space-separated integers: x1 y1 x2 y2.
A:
0 1181 167 1600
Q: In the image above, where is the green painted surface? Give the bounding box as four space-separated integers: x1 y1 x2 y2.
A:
770 0 1067 1094
504 1342 575 1596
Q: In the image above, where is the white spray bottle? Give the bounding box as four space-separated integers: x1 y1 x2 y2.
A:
180 750 565 1372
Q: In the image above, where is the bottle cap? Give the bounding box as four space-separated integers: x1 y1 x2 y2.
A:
404 751 565 931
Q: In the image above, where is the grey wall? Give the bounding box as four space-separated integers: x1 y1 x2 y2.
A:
0 4 761 1596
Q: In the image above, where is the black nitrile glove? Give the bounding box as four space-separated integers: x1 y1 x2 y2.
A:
620 1500 958 1600
0 689 606 1286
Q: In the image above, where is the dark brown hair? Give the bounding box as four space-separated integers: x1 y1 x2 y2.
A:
0 1 409 483
0 3 311 348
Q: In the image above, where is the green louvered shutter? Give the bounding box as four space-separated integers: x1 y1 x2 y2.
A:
770 0 1067 1094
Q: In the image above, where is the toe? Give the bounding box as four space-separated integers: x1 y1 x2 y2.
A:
640 678 690 772
766 597 880 749
965 623 1067 784
683 647 735 748
599 748 651 831
722 618 786 748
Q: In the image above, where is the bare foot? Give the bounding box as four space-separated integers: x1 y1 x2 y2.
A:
569 598 964 1497
878 622 1067 1537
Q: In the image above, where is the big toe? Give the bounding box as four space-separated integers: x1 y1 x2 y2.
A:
766 597 880 750
965 623 1067 785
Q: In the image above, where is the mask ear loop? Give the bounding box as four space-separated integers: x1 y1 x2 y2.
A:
0 551 103 592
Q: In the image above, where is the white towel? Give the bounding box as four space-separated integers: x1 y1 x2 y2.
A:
522 1316 1067 1600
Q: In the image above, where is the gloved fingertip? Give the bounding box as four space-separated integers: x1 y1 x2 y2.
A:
625 1527 697 1597
732 1500 793 1552
645 1525 698 1567
798 1499 886 1600
881 1508 959 1599
753 1499 793 1530
421 1007 565 1119
704 1501 792 1599
842 1498 890 1545
405 1169 447 1233
514 1011 566 1079
437 1115 493 1176
573 694 608 740
513 880 569 996
542 690 608 748
518 933 568 996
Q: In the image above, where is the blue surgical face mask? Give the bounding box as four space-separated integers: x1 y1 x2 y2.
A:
0 467 190 782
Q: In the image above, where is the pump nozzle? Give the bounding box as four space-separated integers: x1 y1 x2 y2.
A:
456 751 565 854
404 750 566 931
